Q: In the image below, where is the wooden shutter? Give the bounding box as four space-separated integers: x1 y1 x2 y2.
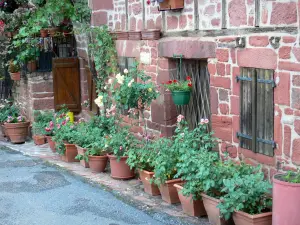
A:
85 65 98 114
238 68 275 156
53 58 81 112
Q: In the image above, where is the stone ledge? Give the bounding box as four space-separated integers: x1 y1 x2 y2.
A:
115 40 141 58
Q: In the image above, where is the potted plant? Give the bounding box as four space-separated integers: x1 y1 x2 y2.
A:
218 170 272 225
5 115 30 144
272 171 300 225
85 141 108 173
163 76 192 105
0 99 16 138
32 111 53 146
8 60 20 81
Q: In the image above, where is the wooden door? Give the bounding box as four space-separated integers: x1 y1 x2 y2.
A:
53 58 81 112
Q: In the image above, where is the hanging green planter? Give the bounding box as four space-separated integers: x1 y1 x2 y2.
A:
171 91 191 105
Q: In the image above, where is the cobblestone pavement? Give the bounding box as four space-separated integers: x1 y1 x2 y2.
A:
0 141 210 225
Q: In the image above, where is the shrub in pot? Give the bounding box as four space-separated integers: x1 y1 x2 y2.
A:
5 115 30 144
32 111 53 146
8 60 21 81
218 169 272 225
163 76 192 106
273 171 300 225
0 100 17 137
85 143 108 173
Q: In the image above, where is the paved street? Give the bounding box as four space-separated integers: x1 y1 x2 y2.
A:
0 147 174 225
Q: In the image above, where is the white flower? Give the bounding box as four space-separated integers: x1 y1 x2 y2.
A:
104 86 107 90
116 73 125 85
94 95 104 107
108 78 112 84
177 114 185 123
128 79 134 87
124 68 129 74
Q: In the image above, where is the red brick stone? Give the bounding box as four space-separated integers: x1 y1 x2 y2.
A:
282 36 297 44
160 125 176 137
293 75 300 87
216 63 226 76
92 0 114 10
130 17 136 30
274 106 282 156
156 15 162 29
248 16 254 26
232 115 239 143
157 70 171 85
219 89 229 101
230 96 239 115
274 72 290 106
210 76 231 89
284 126 292 157
292 138 300 166
179 15 187 29
220 103 229 115
242 149 276 166
132 3 142 15
211 18 220 27
208 63 216 76
261 8 268 24
284 108 294 115
228 0 247 27
167 16 178 30
32 93 54 98
244 158 258 167
33 98 54 110
232 67 240 95
295 119 300 136
279 61 300 72
92 11 108 26
211 115 233 142
292 88 300 109
204 5 215 16
157 59 176 70
216 49 229 62
237 48 277 69
279 46 291 59
115 40 141 57
292 47 300 62
219 37 236 43
270 2 297 25
230 49 236 64
283 165 298 172
221 142 238 158
31 82 53 93
249 36 269 47
226 64 231 75
295 110 300 117
210 87 218 114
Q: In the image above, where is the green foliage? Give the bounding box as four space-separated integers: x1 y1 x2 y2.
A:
282 171 300 183
32 111 53 135
52 123 76 155
7 60 20 73
6 115 25 123
163 76 192 92
0 99 18 123
72 0 91 23
218 170 272 220
10 37 39 64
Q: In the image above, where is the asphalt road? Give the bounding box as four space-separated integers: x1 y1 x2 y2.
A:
0 147 183 225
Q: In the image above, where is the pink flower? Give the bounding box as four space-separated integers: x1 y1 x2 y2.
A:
177 114 185 123
200 119 205 125
62 120 66 126
45 127 51 132
17 116 23 122
119 146 123 151
49 121 54 128
204 119 209 124
66 117 70 122
57 124 61 129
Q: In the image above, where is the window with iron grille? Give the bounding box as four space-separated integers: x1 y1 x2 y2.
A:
237 67 275 156
171 58 211 129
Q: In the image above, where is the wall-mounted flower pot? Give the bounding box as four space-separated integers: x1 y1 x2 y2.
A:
40 29 48 38
76 146 89 168
171 91 191 105
61 143 79 163
141 29 161 40
139 170 161 196
5 122 30 144
48 27 60 37
158 178 182 204
46 136 56 152
233 210 272 225
201 193 234 225
88 155 108 173
272 173 300 225
174 184 207 217
33 135 46 145
159 0 184 11
9 72 21 81
111 31 128 40
128 31 142 40
27 60 37 73
108 155 135 179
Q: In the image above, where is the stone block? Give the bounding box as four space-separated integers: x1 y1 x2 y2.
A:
284 126 291 157
249 36 269 47
211 115 233 142
270 2 297 25
274 72 290 106
292 138 300 166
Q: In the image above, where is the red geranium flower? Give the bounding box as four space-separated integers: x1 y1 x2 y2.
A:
186 76 191 80
173 79 177 83
168 80 173 84
188 83 192 87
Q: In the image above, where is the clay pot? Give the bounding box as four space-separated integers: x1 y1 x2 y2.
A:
76 146 89 168
158 178 182 204
159 0 184 11
272 174 300 225
27 60 37 73
10 72 21 81
88 155 108 173
40 29 48 37
33 135 46 145
233 210 272 225
61 143 79 163
174 184 206 217
141 29 161 40
108 155 135 179
128 31 141 40
138 170 160 196
48 27 60 37
5 122 30 144
113 31 128 40
201 193 234 225
46 136 56 152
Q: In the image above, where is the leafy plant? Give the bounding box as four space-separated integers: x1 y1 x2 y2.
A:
7 60 20 73
6 115 25 123
282 171 300 183
32 111 53 135
218 170 272 220
163 76 192 92
52 123 76 155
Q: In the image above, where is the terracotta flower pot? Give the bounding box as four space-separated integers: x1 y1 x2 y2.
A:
1 124 7 137
159 0 184 11
46 136 56 152
40 29 48 37
76 146 89 168
128 31 141 40
201 193 234 225
138 170 160 196
61 143 79 163
158 178 182 204
272 173 300 225
174 184 206 217
27 60 37 73
233 210 272 225
108 155 135 179
5 122 30 144
141 29 161 40
88 155 108 173
10 72 21 81
33 135 46 145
